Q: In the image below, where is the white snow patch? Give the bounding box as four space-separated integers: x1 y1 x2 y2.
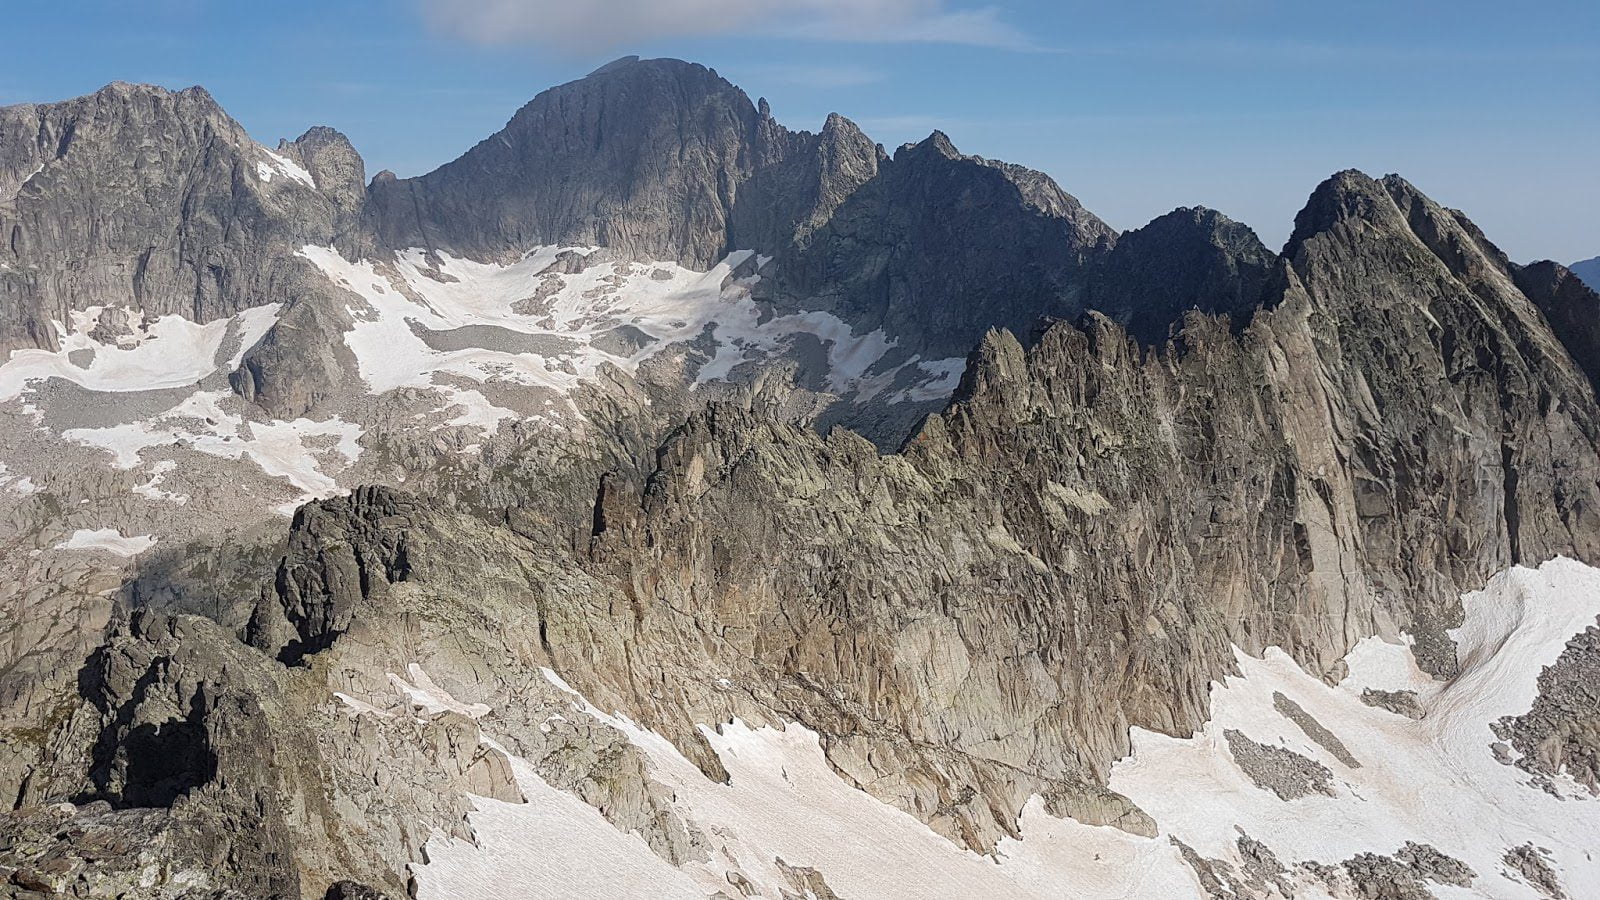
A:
418 561 1600 899
0 304 280 402
390 664 492 720
415 753 707 900
259 148 315 188
54 528 156 557
332 691 395 720
1112 556 1600 898
131 460 187 505
416 670 1198 900
298 245 961 433
63 389 362 513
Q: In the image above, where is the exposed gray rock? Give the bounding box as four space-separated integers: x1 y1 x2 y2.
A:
1225 729 1336 800
1360 689 1426 720
368 58 764 270
775 857 845 900
1503 842 1567 898
1170 836 1297 900
230 287 360 418
324 881 392 900
754 128 1115 359
0 82 350 356
1273 691 1360 768
1314 842 1475 898
1493 620 1600 793
1085 205 1274 345
1516 260 1600 395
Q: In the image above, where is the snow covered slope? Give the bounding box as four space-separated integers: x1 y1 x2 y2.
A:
410 558 1600 900
300 244 965 431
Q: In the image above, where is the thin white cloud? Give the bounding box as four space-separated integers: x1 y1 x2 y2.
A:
418 0 1031 50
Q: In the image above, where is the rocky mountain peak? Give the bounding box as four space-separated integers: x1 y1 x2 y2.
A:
1285 169 1391 245
0 80 348 353
904 129 962 161
367 56 763 267
286 125 366 211
1514 259 1600 393
587 54 643 76
1081 204 1273 345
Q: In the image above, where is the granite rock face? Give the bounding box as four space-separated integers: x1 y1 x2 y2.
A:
0 82 351 355
368 57 763 269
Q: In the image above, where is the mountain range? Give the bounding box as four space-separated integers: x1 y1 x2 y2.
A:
1571 256 1600 291
0 56 1597 899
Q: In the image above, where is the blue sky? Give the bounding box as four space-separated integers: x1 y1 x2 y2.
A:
3 0 1597 262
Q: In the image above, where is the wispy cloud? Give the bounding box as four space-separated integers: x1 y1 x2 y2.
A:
417 0 1032 51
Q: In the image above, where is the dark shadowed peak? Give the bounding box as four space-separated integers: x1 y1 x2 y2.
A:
760 118 1116 359
1515 260 1600 394
1285 168 1535 301
1084 205 1274 345
1283 169 1401 254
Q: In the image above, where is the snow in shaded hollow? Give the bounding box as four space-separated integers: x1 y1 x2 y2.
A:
409 558 1600 899
298 244 966 432
0 462 37 496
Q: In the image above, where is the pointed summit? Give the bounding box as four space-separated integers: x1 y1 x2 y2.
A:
900 129 961 161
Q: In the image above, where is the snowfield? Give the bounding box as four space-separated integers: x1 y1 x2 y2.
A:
0 304 279 403
53 528 157 557
299 244 965 432
0 300 369 515
62 389 363 515
1114 557 1600 898
406 558 1600 899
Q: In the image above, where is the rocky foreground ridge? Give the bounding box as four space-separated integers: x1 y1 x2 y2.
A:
0 57 1598 898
